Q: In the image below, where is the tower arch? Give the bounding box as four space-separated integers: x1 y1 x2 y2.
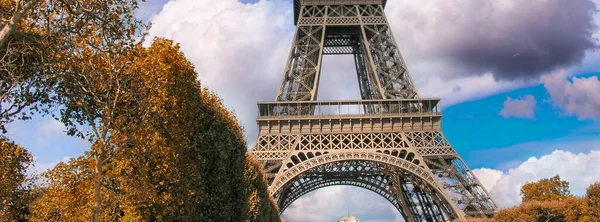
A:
271 152 461 221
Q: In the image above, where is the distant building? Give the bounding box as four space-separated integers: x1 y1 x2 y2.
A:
338 215 359 222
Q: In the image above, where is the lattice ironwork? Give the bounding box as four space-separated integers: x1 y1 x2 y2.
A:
276 160 459 221
253 132 453 155
252 0 498 221
277 3 418 101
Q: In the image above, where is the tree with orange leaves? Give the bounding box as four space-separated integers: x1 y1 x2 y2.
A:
587 182 600 220
0 137 37 221
460 176 597 222
30 38 281 221
243 155 281 222
520 174 571 202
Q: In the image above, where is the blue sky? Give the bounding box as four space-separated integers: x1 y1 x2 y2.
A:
443 75 600 169
5 0 600 221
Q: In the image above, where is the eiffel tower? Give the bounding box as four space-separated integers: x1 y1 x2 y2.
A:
249 1 498 221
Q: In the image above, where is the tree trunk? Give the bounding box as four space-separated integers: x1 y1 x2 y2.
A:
92 147 103 222
0 0 39 48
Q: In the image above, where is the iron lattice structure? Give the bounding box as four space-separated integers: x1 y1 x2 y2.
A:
250 1 498 221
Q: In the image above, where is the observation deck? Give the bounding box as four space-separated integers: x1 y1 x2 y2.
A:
293 0 388 25
256 99 443 135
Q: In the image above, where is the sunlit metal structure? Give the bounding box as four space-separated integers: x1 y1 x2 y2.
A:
249 0 498 221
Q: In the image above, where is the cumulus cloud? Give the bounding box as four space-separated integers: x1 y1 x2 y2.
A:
473 150 600 208
30 156 71 176
418 73 527 106
541 70 600 120
386 0 599 81
498 95 537 119
472 168 505 193
467 136 600 170
147 0 294 143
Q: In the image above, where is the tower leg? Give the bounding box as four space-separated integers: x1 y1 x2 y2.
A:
276 6 326 102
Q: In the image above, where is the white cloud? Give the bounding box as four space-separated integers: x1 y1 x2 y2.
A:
148 0 293 143
498 95 537 119
418 73 528 107
595 0 600 40
30 156 71 176
472 168 504 193
541 70 600 120
38 119 67 141
473 150 600 208
282 186 400 222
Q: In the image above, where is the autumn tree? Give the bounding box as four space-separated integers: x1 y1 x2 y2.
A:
111 38 203 220
243 155 281 222
113 38 250 220
460 177 600 222
0 0 51 132
30 38 280 220
492 197 590 222
0 137 37 221
42 0 148 220
29 154 127 222
520 175 571 202
587 182 600 220
3 3 148 219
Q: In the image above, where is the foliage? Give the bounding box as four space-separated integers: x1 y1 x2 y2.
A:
494 197 590 222
461 177 599 222
111 38 204 220
0 137 37 222
113 37 253 219
0 0 51 132
3 1 279 218
520 174 571 202
1 0 149 132
456 219 495 222
3 1 147 219
29 38 280 221
29 154 125 222
243 155 281 222
42 1 147 220
587 182 600 220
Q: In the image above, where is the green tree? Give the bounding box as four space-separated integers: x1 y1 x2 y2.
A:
520 175 571 202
